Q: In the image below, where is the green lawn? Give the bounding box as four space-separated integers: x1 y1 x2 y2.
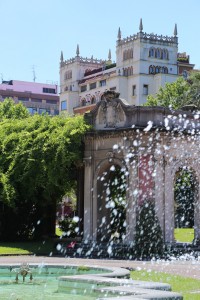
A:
131 269 200 300
56 226 63 237
174 228 194 243
0 240 56 255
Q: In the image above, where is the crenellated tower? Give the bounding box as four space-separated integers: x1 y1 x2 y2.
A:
116 19 179 104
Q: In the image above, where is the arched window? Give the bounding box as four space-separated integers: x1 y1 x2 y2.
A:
123 68 128 77
130 48 133 59
163 49 168 60
149 48 154 57
157 49 161 59
123 50 127 60
149 65 155 74
64 70 72 80
81 98 86 106
155 66 160 73
91 97 96 104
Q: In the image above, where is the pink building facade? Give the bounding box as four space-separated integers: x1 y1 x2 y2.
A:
0 80 59 115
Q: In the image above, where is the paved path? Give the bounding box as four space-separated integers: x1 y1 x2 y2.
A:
0 256 200 280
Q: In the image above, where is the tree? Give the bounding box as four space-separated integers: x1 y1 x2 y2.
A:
143 71 200 110
134 199 164 259
174 168 195 228
108 167 127 240
0 98 29 120
0 108 90 240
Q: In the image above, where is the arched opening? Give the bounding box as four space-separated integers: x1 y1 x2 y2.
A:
96 165 127 243
174 167 196 243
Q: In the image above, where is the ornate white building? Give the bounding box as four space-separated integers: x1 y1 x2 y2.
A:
59 19 193 115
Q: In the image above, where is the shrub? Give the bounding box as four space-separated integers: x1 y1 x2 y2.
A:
134 199 164 259
58 217 79 238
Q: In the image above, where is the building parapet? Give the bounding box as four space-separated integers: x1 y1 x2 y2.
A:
61 56 105 68
118 32 178 46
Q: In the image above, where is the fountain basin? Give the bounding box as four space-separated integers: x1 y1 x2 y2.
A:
0 263 183 299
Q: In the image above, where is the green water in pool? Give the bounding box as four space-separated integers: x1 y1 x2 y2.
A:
0 266 109 299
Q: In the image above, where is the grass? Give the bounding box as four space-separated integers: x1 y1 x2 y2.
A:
131 269 200 300
0 240 56 255
174 228 194 243
56 226 63 237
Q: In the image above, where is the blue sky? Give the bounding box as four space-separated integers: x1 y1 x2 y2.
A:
0 0 200 85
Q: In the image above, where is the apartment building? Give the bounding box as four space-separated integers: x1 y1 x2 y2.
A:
0 80 59 115
60 19 194 115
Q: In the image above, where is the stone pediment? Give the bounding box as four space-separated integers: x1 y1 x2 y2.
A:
85 91 129 130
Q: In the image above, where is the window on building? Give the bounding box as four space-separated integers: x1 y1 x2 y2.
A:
91 97 96 104
61 100 67 110
43 88 56 94
39 108 47 114
163 49 168 60
27 107 37 114
18 97 29 101
81 85 87 92
149 48 154 57
164 67 168 74
143 84 148 95
31 98 42 103
155 66 160 74
90 82 96 90
65 70 72 80
157 49 161 59
132 85 136 96
149 65 155 74
81 99 86 106
54 110 59 115
100 80 106 87
123 48 133 60
110 87 116 91
46 100 58 104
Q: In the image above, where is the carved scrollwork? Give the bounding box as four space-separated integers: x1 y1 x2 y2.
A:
106 151 115 163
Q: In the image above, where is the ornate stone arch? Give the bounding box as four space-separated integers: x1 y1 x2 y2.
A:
164 158 200 243
92 156 129 241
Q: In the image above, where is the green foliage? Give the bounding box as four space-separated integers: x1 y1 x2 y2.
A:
58 217 79 238
134 199 164 258
144 71 200 110
0 100 90 239
174 168 195 228
0 98 29 120
144 77 190 109
77 266 90 271
187 71 200 107
108 167 127 240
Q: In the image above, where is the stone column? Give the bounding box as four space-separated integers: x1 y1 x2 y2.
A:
154 154 165 237
194 178 200 242
83 156 93 241
126 155 138 243
164 162 174 244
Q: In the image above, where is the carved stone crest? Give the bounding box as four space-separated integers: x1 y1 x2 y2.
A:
98 91 124 128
